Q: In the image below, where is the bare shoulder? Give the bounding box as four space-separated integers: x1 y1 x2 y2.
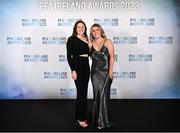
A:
105 39 113 47
106 39 112 43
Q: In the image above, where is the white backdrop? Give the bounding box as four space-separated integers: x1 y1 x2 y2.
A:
0 0 180 99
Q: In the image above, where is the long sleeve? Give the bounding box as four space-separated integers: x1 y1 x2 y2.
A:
66 37 76 71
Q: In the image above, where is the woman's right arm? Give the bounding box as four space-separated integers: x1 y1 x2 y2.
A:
66 37 77 80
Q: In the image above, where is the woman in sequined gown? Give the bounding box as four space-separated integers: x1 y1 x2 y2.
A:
89 23 115 129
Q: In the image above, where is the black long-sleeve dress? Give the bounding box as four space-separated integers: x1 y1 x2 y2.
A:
66 36 90 121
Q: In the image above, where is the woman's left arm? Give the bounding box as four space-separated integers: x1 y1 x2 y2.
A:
107 39 115 79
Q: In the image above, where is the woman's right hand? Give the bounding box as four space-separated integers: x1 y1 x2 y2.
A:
71 71 77 80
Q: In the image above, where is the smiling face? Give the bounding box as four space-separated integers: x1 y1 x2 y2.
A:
91 26 101 39
90 24 106 42
76 22 85 36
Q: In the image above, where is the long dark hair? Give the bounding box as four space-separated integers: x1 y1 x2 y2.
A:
72 20 88 41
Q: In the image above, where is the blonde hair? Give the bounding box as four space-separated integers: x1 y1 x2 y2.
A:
90 23 106 42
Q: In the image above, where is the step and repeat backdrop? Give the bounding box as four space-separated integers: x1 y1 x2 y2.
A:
0 0 180 99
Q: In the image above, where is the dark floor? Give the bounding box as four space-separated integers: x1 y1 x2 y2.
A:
0 99 179 132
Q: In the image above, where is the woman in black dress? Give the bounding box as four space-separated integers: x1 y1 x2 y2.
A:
89 23 115 129
66 20 90 128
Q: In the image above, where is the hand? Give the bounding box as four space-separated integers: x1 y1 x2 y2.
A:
109 71 113 79
71 71 77 80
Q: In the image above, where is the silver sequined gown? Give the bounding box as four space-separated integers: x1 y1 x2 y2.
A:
91 45 113 128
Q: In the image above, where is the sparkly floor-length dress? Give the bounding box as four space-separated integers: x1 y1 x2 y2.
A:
91 45 113 128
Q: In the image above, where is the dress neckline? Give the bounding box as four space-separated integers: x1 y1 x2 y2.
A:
92 39 108 52
75 36 88 45
92 45 105 52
